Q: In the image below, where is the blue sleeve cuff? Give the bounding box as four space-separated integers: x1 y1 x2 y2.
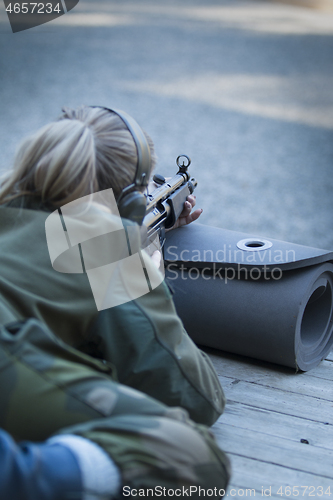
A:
0 429 82 500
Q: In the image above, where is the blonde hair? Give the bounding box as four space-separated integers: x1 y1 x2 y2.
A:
0 106 156 207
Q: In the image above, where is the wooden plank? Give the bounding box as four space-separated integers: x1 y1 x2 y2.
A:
217 401 333 451
206 350 333 498
217 375 333 424
213 423 333 479
225 455 333 498
302 359 333 382
206 347 333 383
208 353 333 399
203 346 333 381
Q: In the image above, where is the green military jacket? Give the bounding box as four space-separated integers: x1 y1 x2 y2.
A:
0 198 225 426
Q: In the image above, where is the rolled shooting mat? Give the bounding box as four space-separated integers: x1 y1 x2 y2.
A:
165 225 333 371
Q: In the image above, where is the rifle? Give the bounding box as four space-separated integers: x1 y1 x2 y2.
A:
143 155 197 251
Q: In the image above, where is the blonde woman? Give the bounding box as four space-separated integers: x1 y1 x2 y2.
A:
0 106 230 499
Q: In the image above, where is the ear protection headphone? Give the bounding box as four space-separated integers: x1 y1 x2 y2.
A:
91 106 152 225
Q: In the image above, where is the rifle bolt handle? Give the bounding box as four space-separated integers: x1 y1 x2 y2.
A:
153 174 166 185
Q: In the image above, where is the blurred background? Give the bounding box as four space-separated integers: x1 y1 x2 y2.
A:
1 0 332 249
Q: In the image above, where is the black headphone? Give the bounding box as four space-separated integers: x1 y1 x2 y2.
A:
92 106 152 225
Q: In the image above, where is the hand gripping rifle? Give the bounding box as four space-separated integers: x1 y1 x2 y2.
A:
143 155 197 251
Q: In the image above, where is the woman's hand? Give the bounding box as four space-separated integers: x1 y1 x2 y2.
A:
148 179 202 231
168 195 203 231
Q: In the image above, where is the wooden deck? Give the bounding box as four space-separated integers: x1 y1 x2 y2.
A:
207 348 333 498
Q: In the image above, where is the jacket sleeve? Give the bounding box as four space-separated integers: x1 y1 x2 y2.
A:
0 429 82 500
88 278 226 427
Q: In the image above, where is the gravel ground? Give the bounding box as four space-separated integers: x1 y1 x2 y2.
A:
1 0 333 249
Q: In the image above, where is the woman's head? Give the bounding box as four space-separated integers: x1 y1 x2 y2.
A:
0 106 156 207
